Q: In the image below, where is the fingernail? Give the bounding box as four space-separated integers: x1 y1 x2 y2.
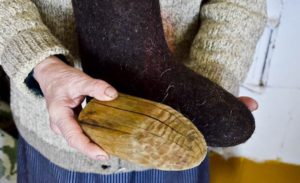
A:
249 101 258 111
104 86 118 99
252 103 258 111
96 155 109 161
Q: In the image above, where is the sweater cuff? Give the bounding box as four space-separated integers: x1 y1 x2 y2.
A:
188 51 251 96
188 57 240 96
0 28 72 95
186 0 267 96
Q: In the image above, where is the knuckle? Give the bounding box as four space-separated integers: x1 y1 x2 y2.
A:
92 79 108 89
66 134 77 148
69 80 86 96
55 119 64 128
65 130 81 148
48 114 59 127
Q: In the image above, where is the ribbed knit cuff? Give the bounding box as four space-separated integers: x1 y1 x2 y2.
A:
0 28 72 95
187 52 250 96
186 0 267 96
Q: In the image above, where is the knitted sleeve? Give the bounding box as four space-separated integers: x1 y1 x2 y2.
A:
187 0 267 95
0 0 71 93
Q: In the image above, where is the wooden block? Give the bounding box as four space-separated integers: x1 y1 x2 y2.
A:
78 93 207 170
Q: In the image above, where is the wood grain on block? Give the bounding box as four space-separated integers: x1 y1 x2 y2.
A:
78 93 207 170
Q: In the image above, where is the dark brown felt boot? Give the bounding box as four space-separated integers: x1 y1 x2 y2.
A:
71 0 255 147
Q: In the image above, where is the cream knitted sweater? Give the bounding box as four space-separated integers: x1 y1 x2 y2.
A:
0 0 267 174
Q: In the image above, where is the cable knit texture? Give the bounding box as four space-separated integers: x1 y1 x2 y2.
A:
0 0 267 174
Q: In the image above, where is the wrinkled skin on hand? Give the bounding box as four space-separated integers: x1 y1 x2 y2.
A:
34 56 118 161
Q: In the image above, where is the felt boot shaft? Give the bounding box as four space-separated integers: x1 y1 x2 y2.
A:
71 0 255 147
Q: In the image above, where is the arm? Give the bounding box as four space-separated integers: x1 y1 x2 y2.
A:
187 0 268 95
0 0 117 160
0 0 72 91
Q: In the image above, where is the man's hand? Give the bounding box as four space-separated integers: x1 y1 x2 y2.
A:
34 56 118 161
239 96 258 112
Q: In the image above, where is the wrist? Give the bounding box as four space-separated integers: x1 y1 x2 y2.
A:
33 56 65 84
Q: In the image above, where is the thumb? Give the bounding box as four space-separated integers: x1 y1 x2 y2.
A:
81 79 118 101
239 96 258 112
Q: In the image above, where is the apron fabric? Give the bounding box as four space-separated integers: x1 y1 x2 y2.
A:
17 135 209 183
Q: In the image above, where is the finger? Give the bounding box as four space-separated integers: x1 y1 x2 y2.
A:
54 106 109 160
80 79 118 101
50 122 62 135
239 96 258 111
